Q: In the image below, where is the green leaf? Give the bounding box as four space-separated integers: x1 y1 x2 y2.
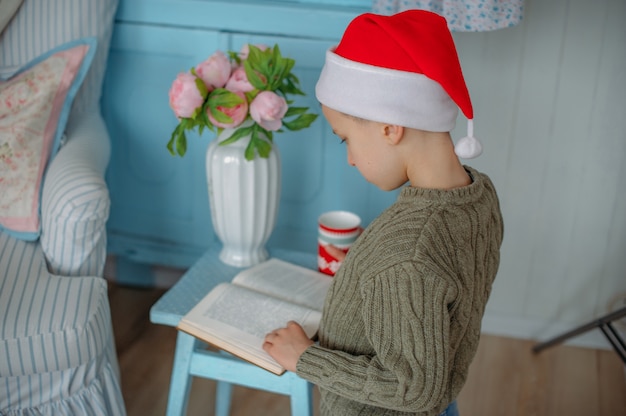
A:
228 50 241 65
243 124 258 160
194 76 209 99
199 107 211 129
175 130 188 156
288 72 300 85
168 124 185 156
272 44 281 63
284 106 309 117
281 59 295 80
244 44 271 83
283 113 318 131
219 125 254 146
244 138 256 160
208 88 244 107
247 45 264 67
206 89 245 124
282 76 305 96
244 60 266 90
209 107 233 124
245 89 259 102
254 137 272 159
167 135 176 155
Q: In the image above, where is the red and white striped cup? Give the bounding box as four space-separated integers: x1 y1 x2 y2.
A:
318 211 361 276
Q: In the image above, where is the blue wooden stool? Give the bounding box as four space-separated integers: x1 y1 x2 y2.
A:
150 246 316 416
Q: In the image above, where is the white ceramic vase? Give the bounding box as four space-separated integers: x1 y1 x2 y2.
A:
206 125 281 267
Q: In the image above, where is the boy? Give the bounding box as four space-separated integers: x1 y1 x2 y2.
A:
263 10 504 416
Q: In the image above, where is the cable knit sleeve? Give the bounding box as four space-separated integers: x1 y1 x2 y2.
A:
296 262 455 413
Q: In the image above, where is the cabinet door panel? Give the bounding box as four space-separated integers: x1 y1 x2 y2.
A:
103 24 223 264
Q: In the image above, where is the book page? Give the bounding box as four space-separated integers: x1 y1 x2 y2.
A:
179 282 322 374
232 258 332 311
199 283 321 339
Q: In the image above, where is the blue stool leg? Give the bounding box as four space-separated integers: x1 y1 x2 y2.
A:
215 350 234 416
215 381 233 416
166 332 198 416
289 375 313 416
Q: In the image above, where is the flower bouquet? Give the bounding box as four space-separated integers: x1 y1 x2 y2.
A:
167 44 318 160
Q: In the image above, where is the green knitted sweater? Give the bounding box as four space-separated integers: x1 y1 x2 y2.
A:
296 166 504 416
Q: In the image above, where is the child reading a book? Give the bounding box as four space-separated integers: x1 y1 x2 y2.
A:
263 10 504 416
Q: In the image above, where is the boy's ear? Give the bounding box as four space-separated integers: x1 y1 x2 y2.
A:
382 124 404 145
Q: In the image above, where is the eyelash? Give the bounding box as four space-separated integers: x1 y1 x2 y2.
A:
332 131 346 144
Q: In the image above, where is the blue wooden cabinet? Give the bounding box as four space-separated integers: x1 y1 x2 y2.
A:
102 0 399 285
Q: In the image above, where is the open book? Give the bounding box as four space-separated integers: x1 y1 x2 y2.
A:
177 258 333 375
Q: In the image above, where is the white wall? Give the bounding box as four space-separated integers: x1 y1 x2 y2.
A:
451 0 626 348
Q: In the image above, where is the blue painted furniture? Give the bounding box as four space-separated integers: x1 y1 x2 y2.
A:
150 247 319 415
101 0 399 286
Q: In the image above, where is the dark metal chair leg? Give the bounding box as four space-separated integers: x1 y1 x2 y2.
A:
599 323 626 363
532 307 626 364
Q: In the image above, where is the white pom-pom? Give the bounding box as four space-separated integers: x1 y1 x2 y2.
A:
455 135 483 159
455 119 483 159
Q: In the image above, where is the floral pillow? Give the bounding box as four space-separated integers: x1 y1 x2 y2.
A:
0 37 96 240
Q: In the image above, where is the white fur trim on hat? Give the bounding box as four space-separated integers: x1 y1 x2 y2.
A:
315 48 459 132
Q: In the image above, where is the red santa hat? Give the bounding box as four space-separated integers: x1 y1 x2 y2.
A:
316 10 482 158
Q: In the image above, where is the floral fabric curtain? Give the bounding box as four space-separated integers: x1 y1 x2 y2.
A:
372 0 524 31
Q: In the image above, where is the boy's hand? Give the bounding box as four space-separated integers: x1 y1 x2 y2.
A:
263 321 314 372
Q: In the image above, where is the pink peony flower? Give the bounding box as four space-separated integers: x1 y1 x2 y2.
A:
196 51 232 89
249 91 288 131
208 91 249 129
168 72 205 118
238 43 269 60
225 66 255 92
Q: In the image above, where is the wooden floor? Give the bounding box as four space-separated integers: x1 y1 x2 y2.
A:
108 283 626 416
